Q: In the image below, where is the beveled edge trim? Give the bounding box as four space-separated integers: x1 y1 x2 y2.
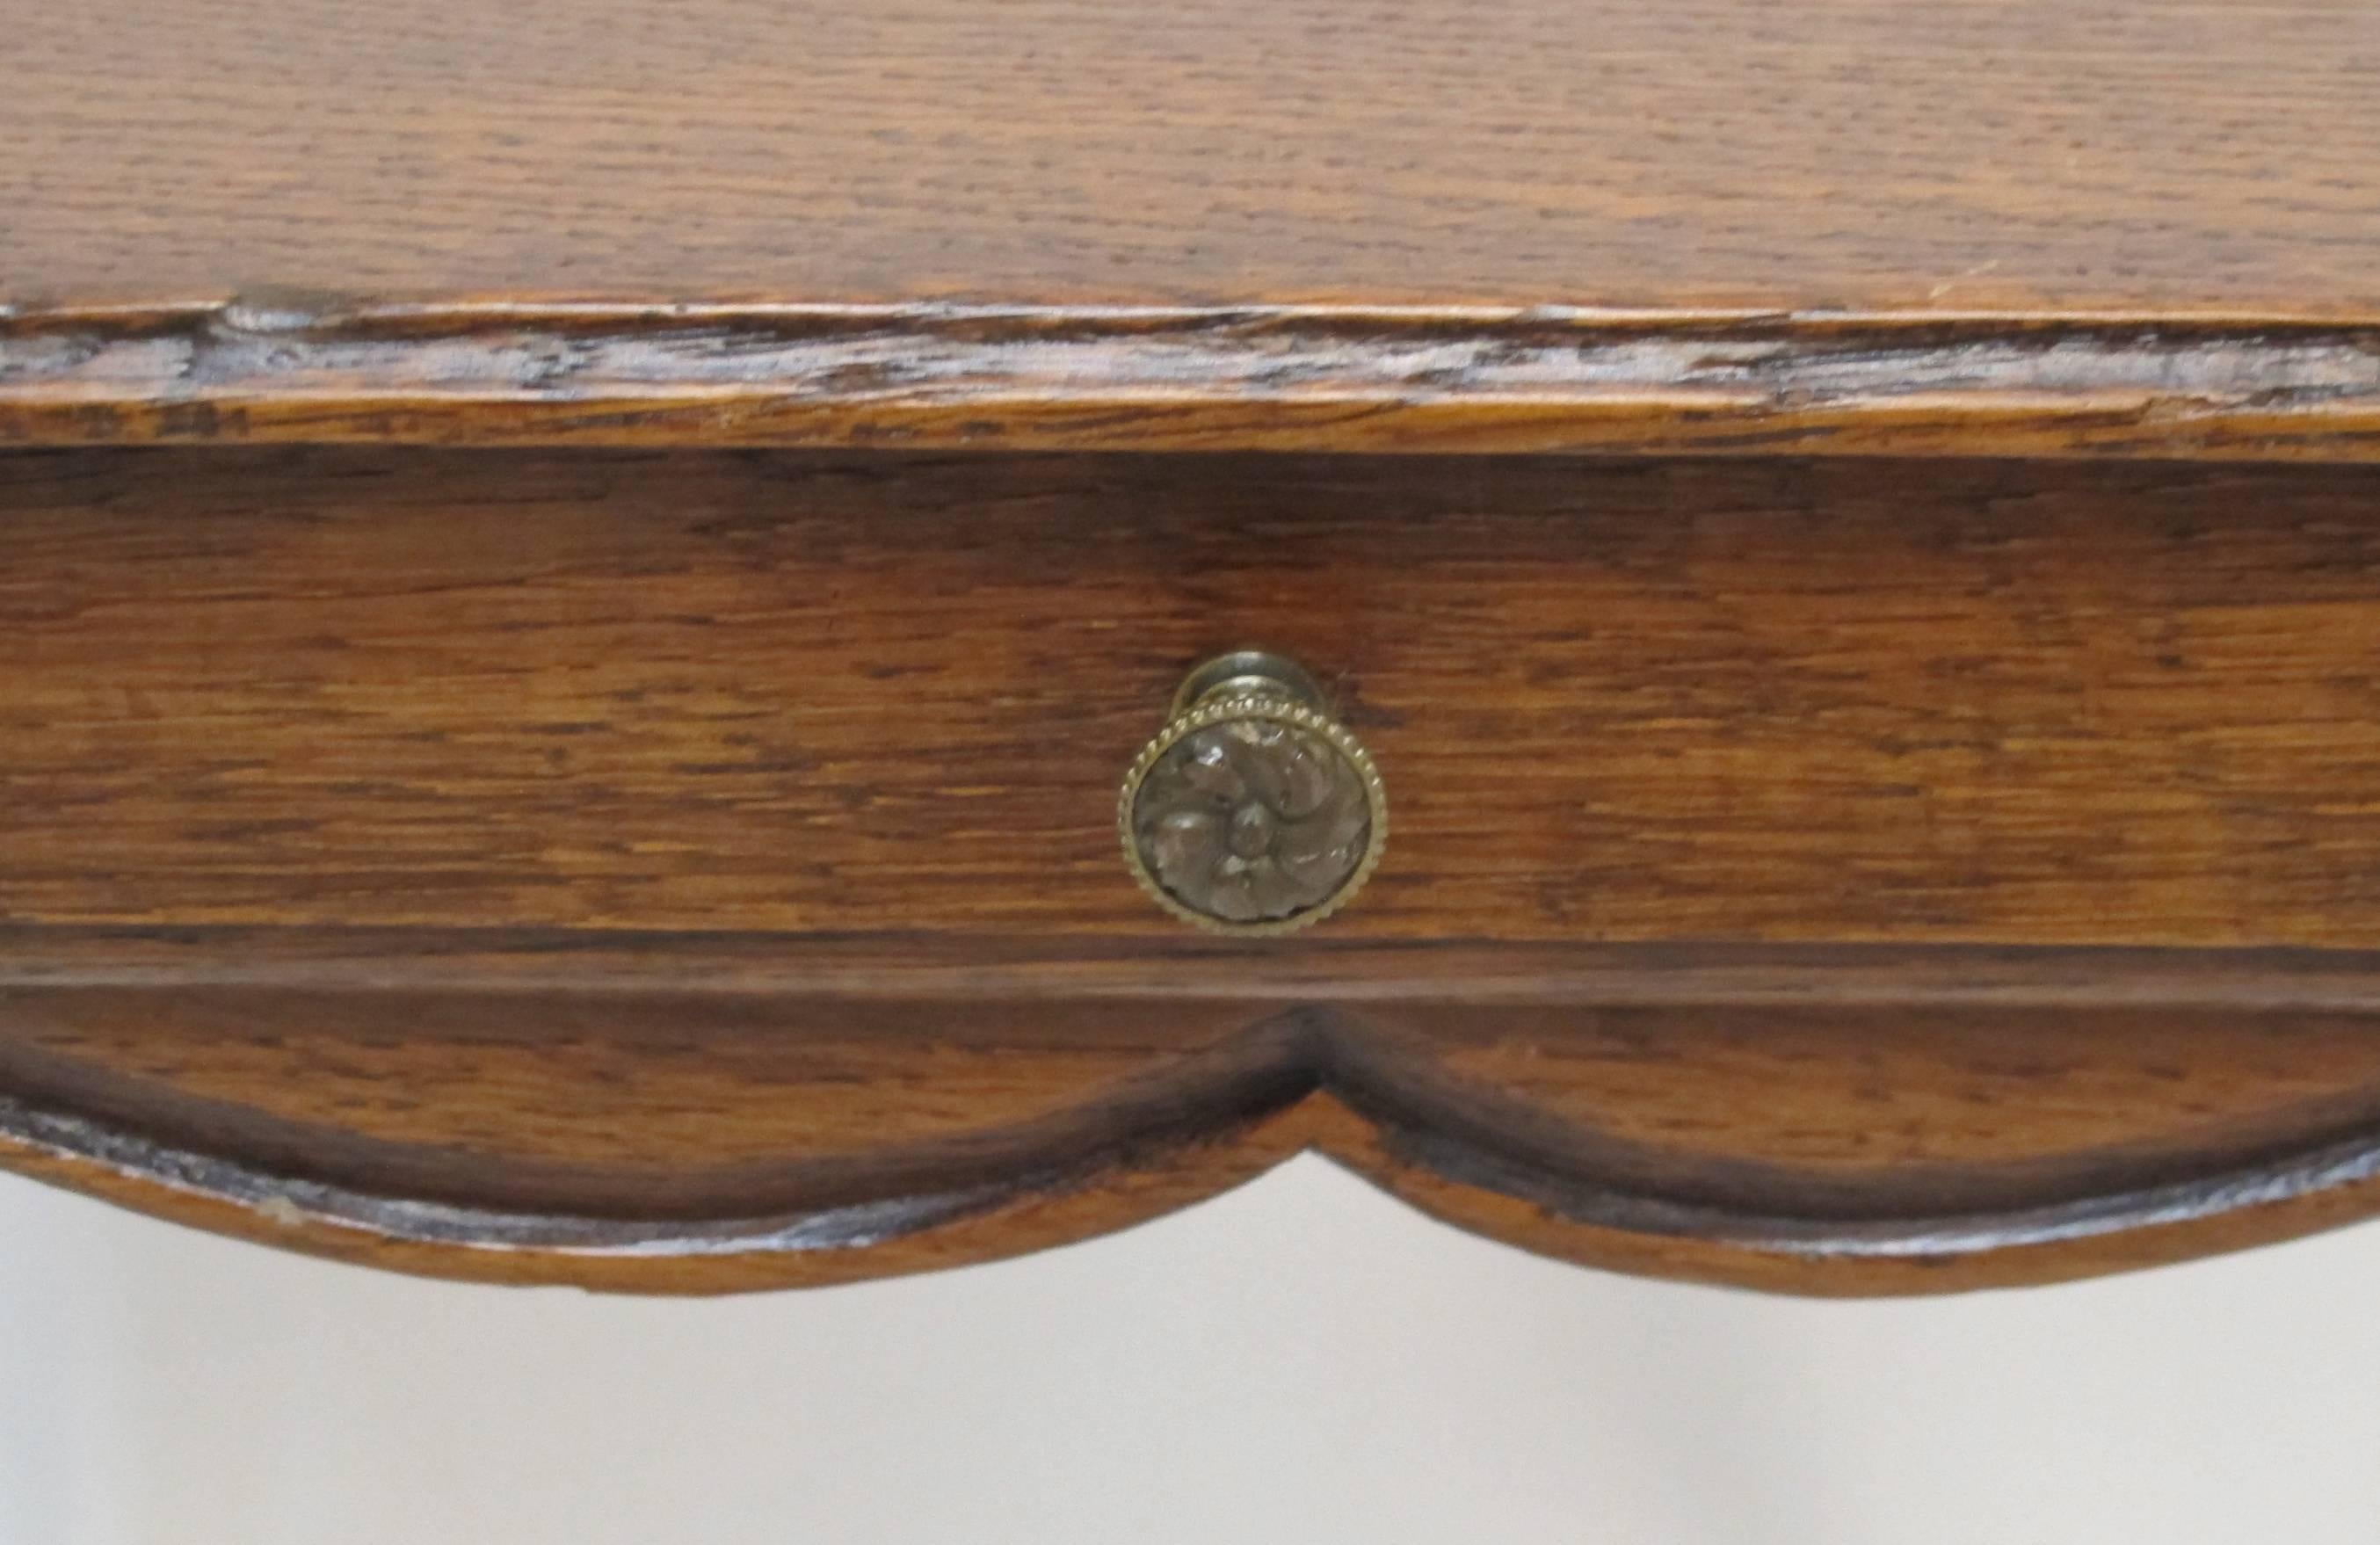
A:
4 299 2380 461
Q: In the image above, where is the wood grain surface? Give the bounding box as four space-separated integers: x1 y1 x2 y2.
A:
13 448 2380 947
11 446 2380 1290
11 2 2380 461
18 0 2380 1293
5 0 2378 315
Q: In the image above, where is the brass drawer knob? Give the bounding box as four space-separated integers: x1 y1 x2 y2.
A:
1120 650 1387 934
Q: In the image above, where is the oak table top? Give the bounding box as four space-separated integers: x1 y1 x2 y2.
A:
6 0 2378 315
7 0 2380 461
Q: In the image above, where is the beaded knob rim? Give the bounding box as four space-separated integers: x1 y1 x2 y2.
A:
1118 670 1389 937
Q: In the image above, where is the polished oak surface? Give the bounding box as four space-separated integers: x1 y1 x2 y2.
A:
6 0 2378 315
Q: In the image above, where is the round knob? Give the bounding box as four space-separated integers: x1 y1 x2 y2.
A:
1119 650 1387 934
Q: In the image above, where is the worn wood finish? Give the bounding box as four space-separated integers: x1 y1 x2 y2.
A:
10 1 2380 463
13 304 2380 464
5 0 2378 315
11 446 2380 1290
10 305 2380 463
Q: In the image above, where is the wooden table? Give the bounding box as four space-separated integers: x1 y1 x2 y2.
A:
7 0 2380 1294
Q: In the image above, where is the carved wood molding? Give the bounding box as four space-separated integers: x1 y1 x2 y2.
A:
10 930 2380 1294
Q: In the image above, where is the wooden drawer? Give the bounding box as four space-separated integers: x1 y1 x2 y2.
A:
18 448 2380 947
11 443 2380 1293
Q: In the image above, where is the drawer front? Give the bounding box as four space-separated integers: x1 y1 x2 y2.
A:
6 448 2380 947
11 445 2380 1296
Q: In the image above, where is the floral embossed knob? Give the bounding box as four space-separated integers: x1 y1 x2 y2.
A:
1121 651 1387 934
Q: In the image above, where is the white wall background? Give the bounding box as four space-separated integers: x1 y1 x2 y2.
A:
5 1156 2379 1544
